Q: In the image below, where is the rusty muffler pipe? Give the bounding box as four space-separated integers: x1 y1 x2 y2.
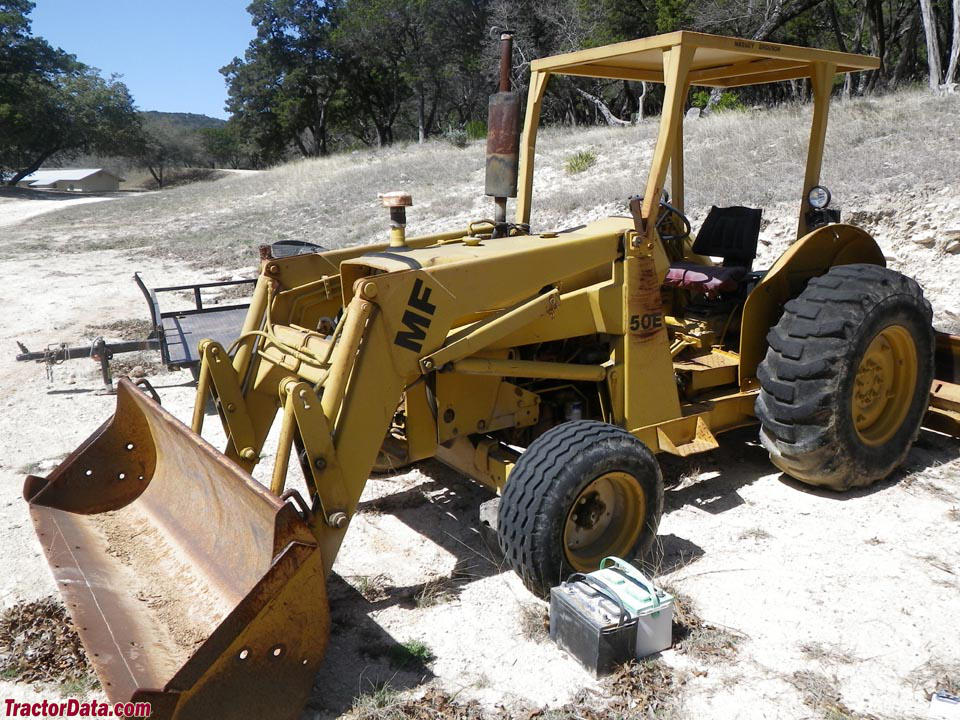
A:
378 191 413 247
498 33 512 94
485 31 520 238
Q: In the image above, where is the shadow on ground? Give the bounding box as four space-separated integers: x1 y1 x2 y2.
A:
304 460 502 717
305 576 436 719
356 460 505 608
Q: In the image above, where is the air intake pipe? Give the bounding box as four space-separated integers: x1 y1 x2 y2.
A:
484 31 521 238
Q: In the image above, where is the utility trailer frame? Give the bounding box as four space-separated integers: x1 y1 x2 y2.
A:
15 273 256 391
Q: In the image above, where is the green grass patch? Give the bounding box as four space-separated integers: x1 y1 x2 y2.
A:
58 674 99 698
388 639 434 669
564 149 597 174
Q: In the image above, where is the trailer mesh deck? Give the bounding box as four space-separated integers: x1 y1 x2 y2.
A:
160 307 250 366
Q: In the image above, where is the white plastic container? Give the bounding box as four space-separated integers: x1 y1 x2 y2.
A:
596 557 674 658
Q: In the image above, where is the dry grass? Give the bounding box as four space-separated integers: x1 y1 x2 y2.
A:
413 577 456 608
517 603 549 642
83 317 154 339
799 641 860 665
359 487 430 513
915 553 956 576
347 661 683 720
682 89 960 211
348 685 485 720
349 573 392 603
737 527 772 541
660 582 744 663
0 597 98 688
788 670 879 720
907 660 960 699
5 88 957 271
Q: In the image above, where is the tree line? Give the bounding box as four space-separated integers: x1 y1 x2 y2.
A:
223 0 959 162
2 0 959 183
0 1 255 186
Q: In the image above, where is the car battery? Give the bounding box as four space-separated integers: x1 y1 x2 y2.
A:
549 557 674 676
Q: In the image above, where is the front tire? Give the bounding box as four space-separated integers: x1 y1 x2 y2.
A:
756 264 934 491
497 421 663 597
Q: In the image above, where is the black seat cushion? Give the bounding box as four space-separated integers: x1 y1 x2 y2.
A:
691 206 762 268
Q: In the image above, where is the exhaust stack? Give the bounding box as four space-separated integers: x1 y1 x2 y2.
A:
484 31 520 237
378 191 413 247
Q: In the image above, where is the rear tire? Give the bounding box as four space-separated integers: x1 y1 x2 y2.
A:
497 421 663 597
756 263 934 491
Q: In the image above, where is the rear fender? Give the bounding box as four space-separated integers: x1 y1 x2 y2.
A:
739 224 885 388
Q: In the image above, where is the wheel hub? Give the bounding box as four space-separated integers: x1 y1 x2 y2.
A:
852 325 918 446
571 491 607 532
563 471 645 571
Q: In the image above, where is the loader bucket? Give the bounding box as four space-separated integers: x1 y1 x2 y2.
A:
24 378 329 720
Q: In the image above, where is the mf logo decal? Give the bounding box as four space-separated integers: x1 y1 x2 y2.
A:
393 278 437 352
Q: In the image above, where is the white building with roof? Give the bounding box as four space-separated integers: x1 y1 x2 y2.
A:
17 168 124 192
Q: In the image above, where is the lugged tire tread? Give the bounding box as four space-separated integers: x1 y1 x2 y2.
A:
755 263 933 490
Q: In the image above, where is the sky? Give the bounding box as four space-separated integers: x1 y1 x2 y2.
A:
29 1 257 119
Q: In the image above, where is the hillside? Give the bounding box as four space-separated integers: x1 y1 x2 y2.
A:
4 87 959 329
139 110 227 130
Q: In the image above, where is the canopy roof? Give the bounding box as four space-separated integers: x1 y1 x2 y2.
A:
530 31 880 88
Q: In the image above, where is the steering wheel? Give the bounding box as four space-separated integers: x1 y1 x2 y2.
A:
655 200 691 242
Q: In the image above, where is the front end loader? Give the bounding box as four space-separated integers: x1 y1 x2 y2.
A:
25 31 960 719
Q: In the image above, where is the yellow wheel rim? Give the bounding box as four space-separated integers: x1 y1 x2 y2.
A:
852 324 918 446
562 471 646 572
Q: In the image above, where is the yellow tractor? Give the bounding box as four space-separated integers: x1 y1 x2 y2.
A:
24 31 960 720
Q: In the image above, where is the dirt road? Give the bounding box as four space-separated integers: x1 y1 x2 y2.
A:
0 191 121 228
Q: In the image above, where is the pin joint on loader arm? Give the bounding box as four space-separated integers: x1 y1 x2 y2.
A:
194 340 259 467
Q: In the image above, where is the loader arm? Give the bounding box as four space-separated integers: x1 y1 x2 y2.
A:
196 227 629 574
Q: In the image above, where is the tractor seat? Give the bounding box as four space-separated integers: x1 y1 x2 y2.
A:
665 262 746 294
664 205 762 295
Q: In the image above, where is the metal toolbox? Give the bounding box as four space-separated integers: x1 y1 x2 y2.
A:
549 557 674 675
